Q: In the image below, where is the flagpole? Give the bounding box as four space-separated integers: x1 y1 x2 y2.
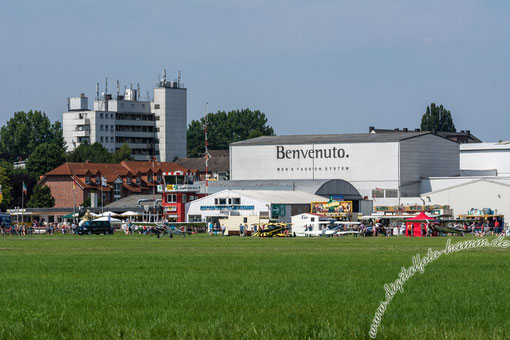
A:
101 180 104 214
73 173 76 218
152 157 156 222
21 181 24 225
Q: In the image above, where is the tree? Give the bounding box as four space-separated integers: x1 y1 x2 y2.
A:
0 110 64 161
420 103 456 133
26 143 67 178
5 165 37 209
67 141 113 163
0 167 12 211
112 143 133 163
26 185 55 208
187 108 275 157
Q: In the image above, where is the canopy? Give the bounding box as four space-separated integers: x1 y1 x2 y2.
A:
93 216 122 223
406 212 436 237
119 211 140 217
99 211 119 217
406 212 437 222
62 213 78 219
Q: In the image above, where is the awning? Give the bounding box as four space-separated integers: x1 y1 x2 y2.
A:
62 213 78 219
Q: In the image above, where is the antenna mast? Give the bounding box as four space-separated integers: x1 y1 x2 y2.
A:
205 102 209 194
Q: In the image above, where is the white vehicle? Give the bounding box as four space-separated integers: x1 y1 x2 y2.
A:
304 221 361 237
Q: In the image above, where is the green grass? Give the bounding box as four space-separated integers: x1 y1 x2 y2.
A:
0 234 508 339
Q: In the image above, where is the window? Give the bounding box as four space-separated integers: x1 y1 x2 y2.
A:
166 194 177 203
232 198 240 205
148 174 153 183
95 176 100 185
385 189 398 198
85 176 90 184
100 125 104 131
105 125 108 131
114 183 121 201
154 104 160 109
218 198 226 205
127 177 132 184
105 137 109 142
157 174 162 183
371 189 384 198
111 113 114 119
100 113 104 119
136 176 141 185
100 137 104 142
189 215 202 222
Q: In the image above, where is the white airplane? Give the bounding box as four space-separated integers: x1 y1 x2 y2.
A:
304 221 361 237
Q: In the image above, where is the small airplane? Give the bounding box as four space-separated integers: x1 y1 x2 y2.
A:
133 221 206 238
304 221 361 237
253 223 293 237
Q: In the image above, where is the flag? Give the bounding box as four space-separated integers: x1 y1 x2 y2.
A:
22 182 27 195
101 176 108 187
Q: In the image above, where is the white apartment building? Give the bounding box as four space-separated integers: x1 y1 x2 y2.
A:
63 70 187 162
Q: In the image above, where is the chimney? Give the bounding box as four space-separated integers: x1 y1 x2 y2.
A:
369 126 375 133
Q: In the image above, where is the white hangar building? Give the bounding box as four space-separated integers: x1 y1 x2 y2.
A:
229 132 460 203
460 142 510 176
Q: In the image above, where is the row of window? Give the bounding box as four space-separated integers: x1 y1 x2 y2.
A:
100 136 112 143
214 198 241 205
99 125 114 132
84 174 162 186
99 113 115 119
371 189 398 198
116 113 154 121
115 137 154 144
116 125 155 133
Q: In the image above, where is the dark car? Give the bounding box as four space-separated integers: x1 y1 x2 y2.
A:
77 221 114 235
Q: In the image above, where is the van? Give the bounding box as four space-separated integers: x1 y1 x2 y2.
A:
77 221 113 235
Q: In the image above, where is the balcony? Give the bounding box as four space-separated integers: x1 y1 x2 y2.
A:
73 118 90 125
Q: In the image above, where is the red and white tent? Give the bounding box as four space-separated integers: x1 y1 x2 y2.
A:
405 212 437 237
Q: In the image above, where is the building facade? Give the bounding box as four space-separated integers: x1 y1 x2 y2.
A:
63 70 186 162
39 161 196 209
460 142 510 176
230 132 460 203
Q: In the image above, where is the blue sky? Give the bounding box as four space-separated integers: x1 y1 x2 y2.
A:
1 0 509 141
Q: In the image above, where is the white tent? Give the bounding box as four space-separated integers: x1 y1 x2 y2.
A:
99 211 119 217
119 211 140 217
93 216 122 224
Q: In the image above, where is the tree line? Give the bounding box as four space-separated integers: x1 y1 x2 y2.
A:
0 110 133 210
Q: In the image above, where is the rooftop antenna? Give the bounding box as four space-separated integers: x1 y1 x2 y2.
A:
105 77 108 94
146 90 150 101
96 83 99 97
162 69 167 85
130 83 133 90
137 83 140 100
116 80 120 98
177 71 181 88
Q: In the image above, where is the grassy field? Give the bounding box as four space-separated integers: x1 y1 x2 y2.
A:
0 234 508 339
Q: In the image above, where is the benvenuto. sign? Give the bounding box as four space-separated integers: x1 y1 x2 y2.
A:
276 146 349 160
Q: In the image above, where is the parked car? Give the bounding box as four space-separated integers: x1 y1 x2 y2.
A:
77 221 113 235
